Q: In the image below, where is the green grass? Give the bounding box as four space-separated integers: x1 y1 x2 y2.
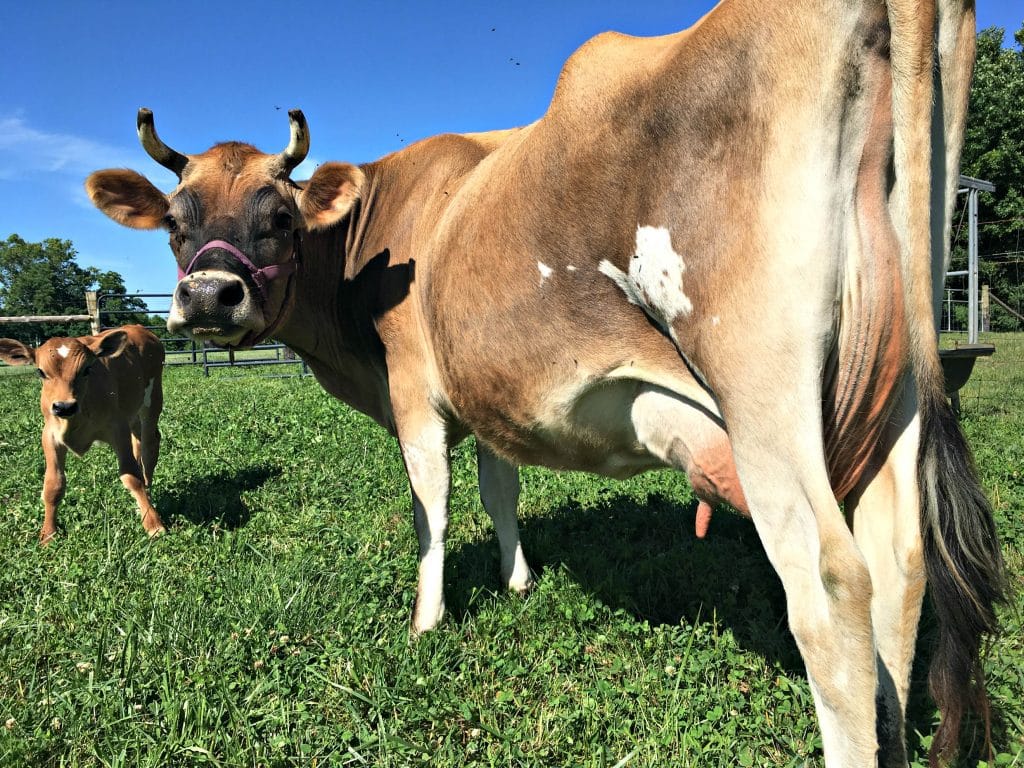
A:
0 342 1021 767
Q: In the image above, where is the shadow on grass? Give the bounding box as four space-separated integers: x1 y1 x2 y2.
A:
448 491 802 672
155 464 281 531
449 491 1011 761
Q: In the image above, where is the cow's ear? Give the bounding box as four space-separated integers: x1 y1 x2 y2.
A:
297 162 365 230
89 330 129 359
0 338 35 366
86 169 169 230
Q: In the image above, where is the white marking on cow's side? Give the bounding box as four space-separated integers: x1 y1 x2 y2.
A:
57 345 70 358
599 225 693 340
143 378 155 408
537 261 554 285
712 316 721 326
566 265 577 272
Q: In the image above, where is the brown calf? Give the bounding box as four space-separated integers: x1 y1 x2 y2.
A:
0 325 165 543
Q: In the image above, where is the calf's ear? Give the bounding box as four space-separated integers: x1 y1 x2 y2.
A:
86 169 169 229
0 338 35 366
297 162 365 230
90 330 129 359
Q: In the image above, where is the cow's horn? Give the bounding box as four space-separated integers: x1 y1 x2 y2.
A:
137 108 188 178
275 110 309 177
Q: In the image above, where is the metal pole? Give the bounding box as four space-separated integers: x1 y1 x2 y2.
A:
968 187 979 343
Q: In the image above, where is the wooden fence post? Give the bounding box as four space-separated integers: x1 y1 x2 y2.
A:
85 291 100 335
980 284 989 333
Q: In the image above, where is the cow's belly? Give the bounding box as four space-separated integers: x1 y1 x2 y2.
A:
466 373 748 514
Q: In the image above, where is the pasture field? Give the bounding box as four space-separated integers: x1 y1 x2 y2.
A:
0 339 1021 767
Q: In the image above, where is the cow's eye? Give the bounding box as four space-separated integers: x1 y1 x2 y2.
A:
164 214 179 233
273 211 293 231
36 368 47 380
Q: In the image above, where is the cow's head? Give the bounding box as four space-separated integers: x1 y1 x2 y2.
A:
85 109 365 348
0 332 128 419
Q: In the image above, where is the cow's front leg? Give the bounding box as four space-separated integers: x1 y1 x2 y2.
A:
476 442 533 595
398 418 451 634
40 431 67 545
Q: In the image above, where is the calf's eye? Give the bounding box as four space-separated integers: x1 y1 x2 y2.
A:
37 368 47 380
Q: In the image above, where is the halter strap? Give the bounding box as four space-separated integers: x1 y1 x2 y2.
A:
179 239 297 300
178 237 301 347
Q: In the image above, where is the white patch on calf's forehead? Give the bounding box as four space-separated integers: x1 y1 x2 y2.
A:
599 225 693 338
57 345 70 358
537 261 553 285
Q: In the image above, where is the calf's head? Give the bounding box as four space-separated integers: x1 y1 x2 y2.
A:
0 332 129 419
86 109 365 348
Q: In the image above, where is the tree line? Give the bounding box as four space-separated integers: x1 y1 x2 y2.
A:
951 24 1024 331
0 234 161 345
2 26 1022 342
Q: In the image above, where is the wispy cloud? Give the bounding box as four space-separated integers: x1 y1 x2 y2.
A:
0 115 138 176
0 113 178 192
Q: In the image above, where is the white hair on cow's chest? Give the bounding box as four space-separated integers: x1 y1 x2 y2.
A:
599 225 693 339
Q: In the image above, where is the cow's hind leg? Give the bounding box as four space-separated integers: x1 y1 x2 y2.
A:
112 426 165 537
476 442 533 595
723 397 879 766
847 389 924 767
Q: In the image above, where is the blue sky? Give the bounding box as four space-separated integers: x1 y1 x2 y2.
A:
2 1 1021 300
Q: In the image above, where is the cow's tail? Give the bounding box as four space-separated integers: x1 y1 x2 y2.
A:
887 1 1006 763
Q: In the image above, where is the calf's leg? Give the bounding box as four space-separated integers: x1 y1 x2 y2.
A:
40 433 67 545
112 426 165 537
137 375 163 487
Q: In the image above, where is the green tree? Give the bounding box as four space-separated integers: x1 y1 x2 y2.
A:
951 25 1024 331
0 234 149 345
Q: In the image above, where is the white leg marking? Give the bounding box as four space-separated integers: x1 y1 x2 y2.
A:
143 378 155 408
598 225 693 337
477 443 532 594
401 427 451 634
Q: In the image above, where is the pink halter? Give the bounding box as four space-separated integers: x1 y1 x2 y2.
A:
178 238 300 347
179 239 297 301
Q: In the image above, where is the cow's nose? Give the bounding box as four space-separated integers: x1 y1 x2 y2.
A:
51 401 79 418
175 276 246 311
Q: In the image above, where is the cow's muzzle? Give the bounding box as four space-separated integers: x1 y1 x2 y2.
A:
167 270 262 347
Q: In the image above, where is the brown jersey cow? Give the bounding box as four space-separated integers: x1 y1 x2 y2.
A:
0 325 165 543
84 2 1004 765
